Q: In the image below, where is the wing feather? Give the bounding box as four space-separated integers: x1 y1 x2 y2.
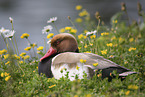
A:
52 52 129 70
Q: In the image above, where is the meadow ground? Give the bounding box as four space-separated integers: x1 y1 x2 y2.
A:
0 3 145 97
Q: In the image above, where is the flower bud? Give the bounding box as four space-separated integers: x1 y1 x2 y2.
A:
137 2 142 12
121 2 126 11
95 11 101 20
68 16 71 20
137 2 142 16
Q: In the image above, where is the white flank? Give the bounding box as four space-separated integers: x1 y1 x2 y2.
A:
51 62 90 81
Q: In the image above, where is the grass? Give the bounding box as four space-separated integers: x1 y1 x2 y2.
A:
0 3 145 97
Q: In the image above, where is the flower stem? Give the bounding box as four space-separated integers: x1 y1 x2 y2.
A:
17 61 25 75
43 38 46 53
27 38 32 44
26 38 37 58
6 38 11 51
53 23 59 34
1 34 9 51
68 16 77 30
96 19 100 38
13 35 19 55
10 38 17 54
32 47 37 58
11 22 19 55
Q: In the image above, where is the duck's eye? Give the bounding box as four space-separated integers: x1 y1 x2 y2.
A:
56 39 61 45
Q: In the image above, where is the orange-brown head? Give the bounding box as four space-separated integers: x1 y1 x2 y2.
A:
40 33 78 61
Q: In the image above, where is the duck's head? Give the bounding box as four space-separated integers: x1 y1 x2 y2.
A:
40 33 78 61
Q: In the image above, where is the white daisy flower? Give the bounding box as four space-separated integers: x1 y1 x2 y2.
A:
0 27 10 36
47 17 57 23
9 17 14 23
86 30 97 36
42 25 53 34
47 39 51 44
3 30 15 39
0 27 10 33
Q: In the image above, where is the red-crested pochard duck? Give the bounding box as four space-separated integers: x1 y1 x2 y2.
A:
38 33 136 81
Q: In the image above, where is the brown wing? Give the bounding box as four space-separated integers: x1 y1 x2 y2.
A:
52 52 128 70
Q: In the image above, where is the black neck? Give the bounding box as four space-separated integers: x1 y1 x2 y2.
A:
75 48 79 53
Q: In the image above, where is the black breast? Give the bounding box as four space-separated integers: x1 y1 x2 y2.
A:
38 48 79 78
38 54 57 78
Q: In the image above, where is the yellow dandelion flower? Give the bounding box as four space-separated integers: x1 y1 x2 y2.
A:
33 70 35 73
47 33 54 39
105 32 109 35
65 27 72 30
125 90 130 95
23 55 30 60
93 63 98 67
0 49 7 55
76 5 82 10
80 59 86 63
113 20 118 24
37 46 44 51
47 78 51 82
5 61 10 65
111 36 116 41
106 43 113 47
128 47 136 52
59 28 65 33
80 59 84 63
4 54 9 59
128 85 138 90
85 94 91 97
115 20 118 23
83 36 87 39
19 61 24 64
49 84 56 88
5 76 11 81
90 35 96 39
124 61 128 64
101 33 104 36
75 18 83 23
4 72 9 76
20 52 26 57
74 95 79 97
1 72 4 77
101 32 109 36
119 37 125 43
101 49 107 55
78 34 84 39
90 43 93 46
24 47 31 51
79 9 88 17
70 29 77 33
132 48 136 50
32 43 37 48
84 30 88 34
13 54 20 60
76 65 80 70
78 47 81 50
0 51 3 55
129 38 134 42
20 33 29 39
84 45 87 48
36 66 38 69
84 51 91 53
